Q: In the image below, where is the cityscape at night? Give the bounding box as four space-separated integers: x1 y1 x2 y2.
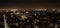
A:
0 0 60 28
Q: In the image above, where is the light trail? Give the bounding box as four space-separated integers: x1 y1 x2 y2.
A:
3 14 9 28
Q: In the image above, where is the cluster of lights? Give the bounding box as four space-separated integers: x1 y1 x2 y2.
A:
21 15 27 20
10 9 18 12
35 9 47 11
0 9 60 12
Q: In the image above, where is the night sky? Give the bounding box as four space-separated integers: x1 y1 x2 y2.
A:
0 0 60 9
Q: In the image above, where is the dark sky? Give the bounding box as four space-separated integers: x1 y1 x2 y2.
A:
0 0 60 9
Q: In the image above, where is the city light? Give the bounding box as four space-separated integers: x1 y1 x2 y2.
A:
21 15 27 20
35 9 47 11
10 9 17 12
0 9 60 28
